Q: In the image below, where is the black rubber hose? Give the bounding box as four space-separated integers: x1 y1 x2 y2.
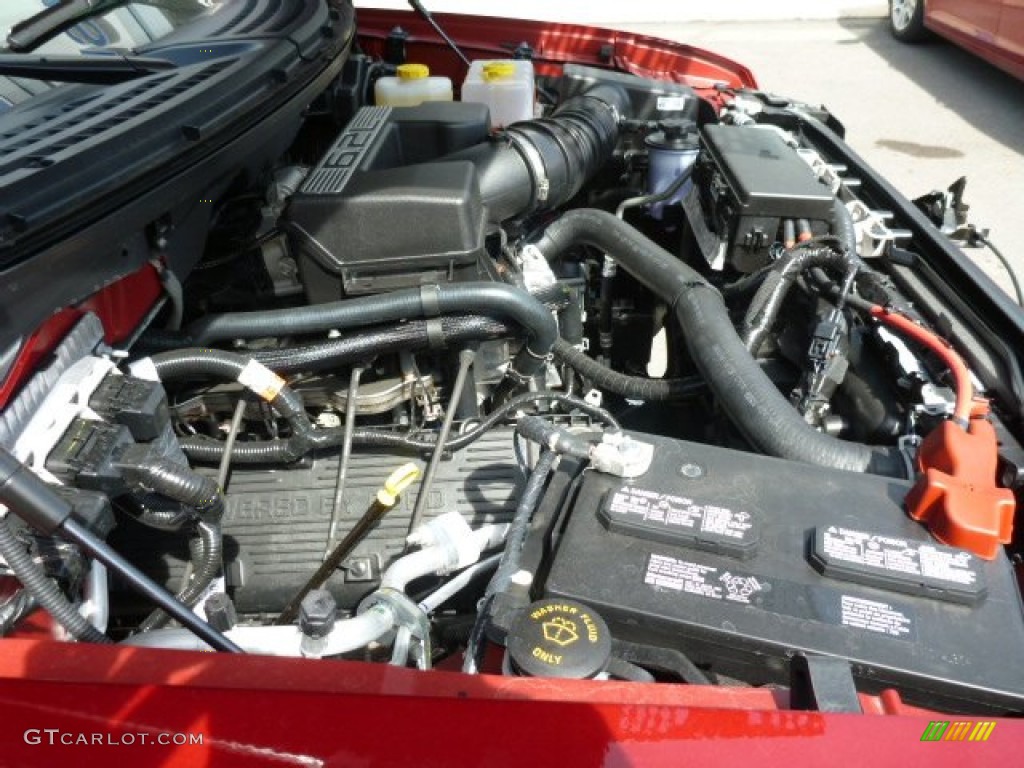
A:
445 83 630 221
486 450 557 599
179 391 620 464
741 244 858 356
183 283 557 378
249 315 511 374
611 639 711 685
605 656 657 683
533 208 906 477
551 338 705 401
150 348 309 432
138 520 221 632
0 516 110 643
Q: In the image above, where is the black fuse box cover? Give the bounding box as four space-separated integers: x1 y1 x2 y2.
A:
541 433 1024 713
701 124 834 219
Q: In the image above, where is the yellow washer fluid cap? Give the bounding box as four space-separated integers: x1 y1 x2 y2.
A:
482 61 516 81
397 63 430 80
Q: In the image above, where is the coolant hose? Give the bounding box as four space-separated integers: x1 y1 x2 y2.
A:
250 315 511 374
551 338 705 401
533 208 907 477
184 283 557 378
0 514 110 643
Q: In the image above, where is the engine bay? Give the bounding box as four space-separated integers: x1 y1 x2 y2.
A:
1 3 1023 718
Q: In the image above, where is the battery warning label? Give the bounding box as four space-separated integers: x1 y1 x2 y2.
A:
839 595 913 638
644 553 917 640
604 487 759 557
812 526 986 604
644 554 765 605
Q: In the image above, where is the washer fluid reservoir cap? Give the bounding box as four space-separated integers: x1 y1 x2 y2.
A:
482 61 516 81
397 63 430 80
507 599 612 679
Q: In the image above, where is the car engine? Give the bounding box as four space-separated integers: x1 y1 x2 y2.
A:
1 12 1022 717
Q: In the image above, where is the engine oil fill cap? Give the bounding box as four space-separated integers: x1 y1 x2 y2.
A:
507 599 611 679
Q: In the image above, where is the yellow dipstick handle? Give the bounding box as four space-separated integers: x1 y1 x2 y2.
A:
378 463 421 507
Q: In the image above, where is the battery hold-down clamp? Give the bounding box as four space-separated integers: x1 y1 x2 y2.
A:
870 305 1015 559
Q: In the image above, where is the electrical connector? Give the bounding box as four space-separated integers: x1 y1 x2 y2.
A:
88 374 170 442
44 418 134 496
589 432 654 478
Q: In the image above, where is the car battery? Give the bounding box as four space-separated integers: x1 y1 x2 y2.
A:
541 433 1024 713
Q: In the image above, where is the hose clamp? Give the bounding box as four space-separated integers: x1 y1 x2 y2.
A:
524 345 553 363
418 284 442 318
358 588 432 670
425 317 445 350
507 130 550 207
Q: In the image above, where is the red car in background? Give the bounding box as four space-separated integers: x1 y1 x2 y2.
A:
890 0 1024 79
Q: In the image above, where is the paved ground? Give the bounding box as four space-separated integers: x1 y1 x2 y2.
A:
613 18 1024 299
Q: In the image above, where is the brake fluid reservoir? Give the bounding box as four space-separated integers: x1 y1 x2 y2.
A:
461 59 535 128
375 63 454 107
645 119 699 219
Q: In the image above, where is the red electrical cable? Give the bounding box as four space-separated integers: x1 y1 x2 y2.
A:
868 305 974 426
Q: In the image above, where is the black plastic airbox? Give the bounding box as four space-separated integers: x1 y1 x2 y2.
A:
541 433 1024 713
288 103 492 300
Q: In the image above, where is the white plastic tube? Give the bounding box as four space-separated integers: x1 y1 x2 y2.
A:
122 604 394 657
379 547 449 593
418 554 501 615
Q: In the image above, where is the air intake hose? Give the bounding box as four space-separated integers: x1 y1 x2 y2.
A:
446 83 630 221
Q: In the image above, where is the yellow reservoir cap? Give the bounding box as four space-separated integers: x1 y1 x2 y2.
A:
482 61 516 81
397 63 430 81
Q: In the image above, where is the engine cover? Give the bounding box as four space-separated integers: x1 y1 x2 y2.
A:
540 433 1024 713
110 429 521 615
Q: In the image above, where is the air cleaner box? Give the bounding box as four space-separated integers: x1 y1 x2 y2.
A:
288 102 491 300
541 433 1024 713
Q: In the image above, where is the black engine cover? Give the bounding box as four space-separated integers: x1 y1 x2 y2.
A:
110 429 521 615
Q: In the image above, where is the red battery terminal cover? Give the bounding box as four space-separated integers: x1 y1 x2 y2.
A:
870 306 1016 559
